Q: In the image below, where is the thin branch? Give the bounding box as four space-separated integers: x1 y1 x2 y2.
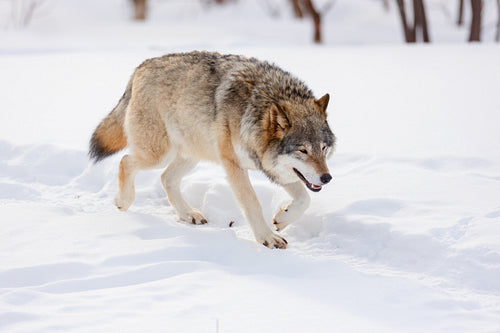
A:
496 0 500 42
22 0 38 26
290 0 303 18
458 0 464 25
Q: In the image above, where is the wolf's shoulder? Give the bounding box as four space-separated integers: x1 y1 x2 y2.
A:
135 52 314 103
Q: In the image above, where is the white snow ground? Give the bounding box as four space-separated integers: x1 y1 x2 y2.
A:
1 1 500 332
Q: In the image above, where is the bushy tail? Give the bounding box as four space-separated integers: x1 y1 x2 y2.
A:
89 78 132 162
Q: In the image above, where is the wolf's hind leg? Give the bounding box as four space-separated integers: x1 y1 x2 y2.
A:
115 145 170 212
161 155 206 225
273 181 310 231
115 154 138 211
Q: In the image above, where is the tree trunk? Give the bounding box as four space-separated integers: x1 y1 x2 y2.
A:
396 0 415 42
134 0 147 21
457 0 464 25
396 0 430 43
413 0 430 42
301 0 322 43
468 0 482 41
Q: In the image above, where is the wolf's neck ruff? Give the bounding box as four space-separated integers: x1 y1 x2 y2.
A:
235 60 314 106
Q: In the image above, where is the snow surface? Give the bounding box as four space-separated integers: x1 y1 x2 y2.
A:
1 1 500 332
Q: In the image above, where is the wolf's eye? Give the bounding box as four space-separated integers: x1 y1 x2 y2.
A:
299 149 308 155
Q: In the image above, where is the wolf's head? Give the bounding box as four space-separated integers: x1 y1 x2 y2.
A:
261 94 335 192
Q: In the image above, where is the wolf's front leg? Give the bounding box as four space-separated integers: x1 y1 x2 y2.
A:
273 181 310 231
218 134 287 248
226 166 287 248
220 165 286 249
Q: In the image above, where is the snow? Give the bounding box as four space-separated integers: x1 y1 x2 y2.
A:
1 1 500 332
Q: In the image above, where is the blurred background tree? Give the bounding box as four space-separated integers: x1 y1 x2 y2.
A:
126 0 500 44
132 0 236 21
4 0 497 43
469 0 482 41
458 0 465 25
497 0 500 41
133 0 146 20
289 0 323 43
395 0 430 42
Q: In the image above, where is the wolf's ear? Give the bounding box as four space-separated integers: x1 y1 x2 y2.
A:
315 93 330 114
269 103 290 139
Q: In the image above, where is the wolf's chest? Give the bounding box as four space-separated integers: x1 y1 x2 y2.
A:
235 146 259 170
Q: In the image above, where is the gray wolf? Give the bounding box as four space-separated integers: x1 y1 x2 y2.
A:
89 51 335 249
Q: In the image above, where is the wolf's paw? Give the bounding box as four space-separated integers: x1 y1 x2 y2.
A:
259 233 288 249
114 192 134 211
179 209 208 225
272 207 292 232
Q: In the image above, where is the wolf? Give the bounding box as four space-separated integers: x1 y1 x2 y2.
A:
89 51 335 249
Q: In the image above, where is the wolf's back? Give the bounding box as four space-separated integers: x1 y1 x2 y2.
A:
89 78 132 162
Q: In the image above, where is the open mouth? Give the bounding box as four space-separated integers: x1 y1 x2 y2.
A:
293 168 322 192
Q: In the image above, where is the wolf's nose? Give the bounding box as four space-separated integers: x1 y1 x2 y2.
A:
320 173 332 184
